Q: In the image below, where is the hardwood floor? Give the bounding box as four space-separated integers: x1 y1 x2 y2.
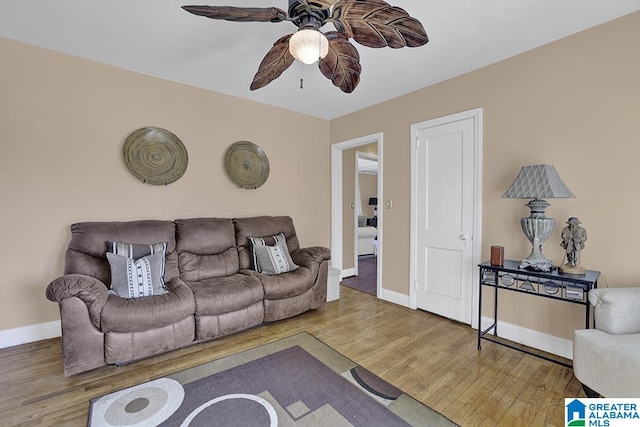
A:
1 286 584 426
341 255 377 295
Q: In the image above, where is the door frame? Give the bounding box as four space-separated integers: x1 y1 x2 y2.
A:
331 133 383 298
409 108 483 328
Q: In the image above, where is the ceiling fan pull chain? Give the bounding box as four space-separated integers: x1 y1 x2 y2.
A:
299 63 304 89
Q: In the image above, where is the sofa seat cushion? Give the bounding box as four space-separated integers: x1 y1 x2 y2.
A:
187 274 263 316
100 279 195 333
250 266 315 300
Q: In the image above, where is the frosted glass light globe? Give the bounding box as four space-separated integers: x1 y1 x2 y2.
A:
289 29 329 65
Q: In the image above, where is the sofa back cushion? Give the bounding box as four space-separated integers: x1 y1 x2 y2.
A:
175 218 240 281
64 220 178 287
234 216 300 270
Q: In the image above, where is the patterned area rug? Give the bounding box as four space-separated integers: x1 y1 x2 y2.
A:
89 332 457 426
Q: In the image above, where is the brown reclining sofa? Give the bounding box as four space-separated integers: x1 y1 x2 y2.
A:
46 216 330 376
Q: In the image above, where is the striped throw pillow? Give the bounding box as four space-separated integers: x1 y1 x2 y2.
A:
106 251 167 298
107 241 167 285
249 233 299 275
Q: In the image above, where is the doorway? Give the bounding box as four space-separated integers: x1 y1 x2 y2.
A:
341 150 378 295
409 108 482 326
331 133 383 298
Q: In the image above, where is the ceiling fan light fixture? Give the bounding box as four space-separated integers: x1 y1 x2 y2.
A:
181 1 428 93
289 28 329 65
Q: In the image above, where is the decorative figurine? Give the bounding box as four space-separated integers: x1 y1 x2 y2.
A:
559 217 587 274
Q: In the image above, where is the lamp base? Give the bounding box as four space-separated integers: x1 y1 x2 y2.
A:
518 201 555 272
519 241 554 272
519 257 554 272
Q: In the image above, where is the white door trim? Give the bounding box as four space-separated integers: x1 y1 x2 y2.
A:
409 108 483 327
331 133 383 298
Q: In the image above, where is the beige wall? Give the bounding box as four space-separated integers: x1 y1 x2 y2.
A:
0 37 330 332
331 11 640 340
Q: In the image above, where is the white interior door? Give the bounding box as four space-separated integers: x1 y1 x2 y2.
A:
414 116 477 324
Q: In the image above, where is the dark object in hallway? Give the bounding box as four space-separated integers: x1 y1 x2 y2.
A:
342 255 376 296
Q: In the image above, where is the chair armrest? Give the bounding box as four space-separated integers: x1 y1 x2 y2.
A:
46 274 109 329
291 246 331 271
589 287 640 335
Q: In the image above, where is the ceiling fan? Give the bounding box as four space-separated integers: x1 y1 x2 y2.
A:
182 0 428 93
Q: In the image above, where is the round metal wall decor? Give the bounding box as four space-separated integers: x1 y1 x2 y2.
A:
123 127 188 185
224 141 270 189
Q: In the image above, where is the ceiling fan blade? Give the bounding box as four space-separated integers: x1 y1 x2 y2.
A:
332 0 428 48
182 6 287 23
250 35 295 91
319 32 361 93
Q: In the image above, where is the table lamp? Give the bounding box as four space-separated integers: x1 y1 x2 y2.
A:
368 197 378 217
502 164 574 271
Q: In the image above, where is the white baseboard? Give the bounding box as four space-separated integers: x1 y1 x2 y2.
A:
340 268 356 279
0 312 573 362
480 316 573 360
0 321 61 349
380 288 410 308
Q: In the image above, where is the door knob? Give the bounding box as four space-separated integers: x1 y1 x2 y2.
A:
459 233 471 246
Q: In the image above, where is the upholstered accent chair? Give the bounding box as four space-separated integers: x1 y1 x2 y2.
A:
573 287 640 397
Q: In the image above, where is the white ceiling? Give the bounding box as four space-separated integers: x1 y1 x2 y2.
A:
2 1 639 119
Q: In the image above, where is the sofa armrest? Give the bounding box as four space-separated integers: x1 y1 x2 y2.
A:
291 246 331 271
590 287 640 335
46 274 109 329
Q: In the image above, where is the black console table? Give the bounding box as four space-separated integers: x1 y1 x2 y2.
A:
477 259 600 368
